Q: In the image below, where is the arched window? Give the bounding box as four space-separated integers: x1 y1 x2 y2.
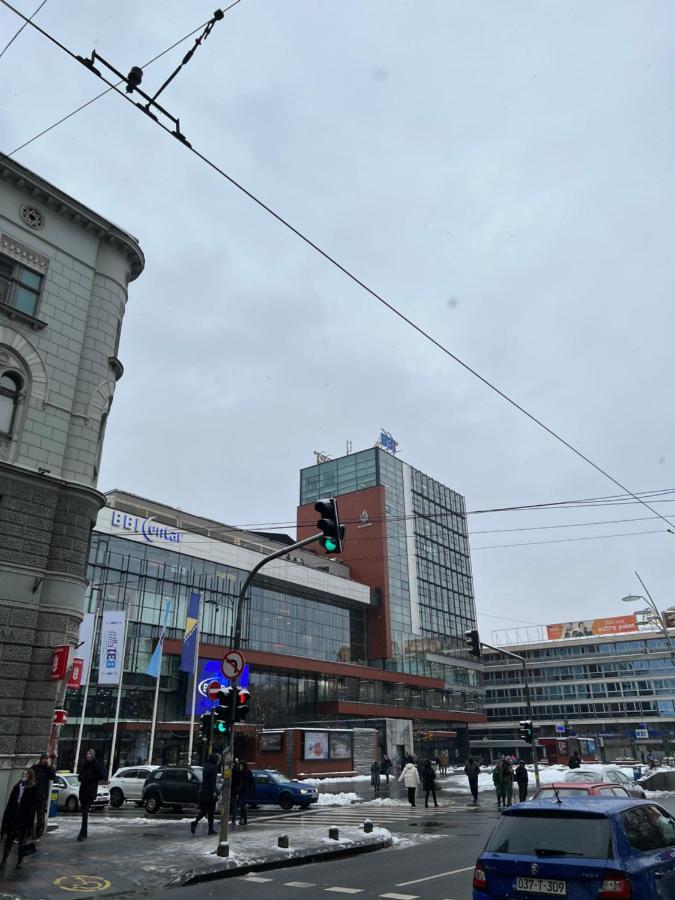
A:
0 371 21 434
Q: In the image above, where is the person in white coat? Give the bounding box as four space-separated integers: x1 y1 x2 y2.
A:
399 758 421 806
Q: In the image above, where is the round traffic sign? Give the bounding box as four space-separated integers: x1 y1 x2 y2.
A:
207 680 221 701
221 649 245 680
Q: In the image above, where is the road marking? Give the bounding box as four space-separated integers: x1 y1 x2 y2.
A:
396 866 475 886
380 894 419 900
242 875 274 882
325 889 363 895
285 883 316 888
54 875 112 892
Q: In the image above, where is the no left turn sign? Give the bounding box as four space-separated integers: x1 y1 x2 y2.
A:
221 649 245 680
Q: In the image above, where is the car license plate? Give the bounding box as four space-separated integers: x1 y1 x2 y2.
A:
516 877 566 895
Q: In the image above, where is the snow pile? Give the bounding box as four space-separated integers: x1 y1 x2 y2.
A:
645 789 675 800
317 792 359 806
361 797 408 807
302 775 371 785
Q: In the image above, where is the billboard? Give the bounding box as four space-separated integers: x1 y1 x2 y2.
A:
546 614 638 641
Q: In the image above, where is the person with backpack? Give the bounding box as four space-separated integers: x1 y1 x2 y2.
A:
515 760 529 802
464 757 480 804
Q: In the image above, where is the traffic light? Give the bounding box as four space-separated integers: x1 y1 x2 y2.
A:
214 687 233 734
464 629 481 659
235 688 251 722
519 720 534 744
199 712 211 741
315 498 344 554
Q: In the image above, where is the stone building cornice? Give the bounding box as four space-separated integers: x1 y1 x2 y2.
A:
0 153 145 280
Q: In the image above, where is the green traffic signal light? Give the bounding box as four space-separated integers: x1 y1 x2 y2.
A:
324 537 338 552
215 721 227 734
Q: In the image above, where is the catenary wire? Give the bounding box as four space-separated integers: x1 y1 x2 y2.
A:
0 0 46 60
3 0 673 536
6 1 242 157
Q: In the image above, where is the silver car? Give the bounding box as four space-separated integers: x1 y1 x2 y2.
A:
53 773 110 812
564 766 646 799
108 765 159 808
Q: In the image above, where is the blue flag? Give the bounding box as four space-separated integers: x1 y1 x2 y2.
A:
180 592 201 672
146 600 172 679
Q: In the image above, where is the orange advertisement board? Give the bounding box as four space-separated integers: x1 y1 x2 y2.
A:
546 614 638 641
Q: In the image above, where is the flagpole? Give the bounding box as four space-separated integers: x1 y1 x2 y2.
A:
147 600 171 765
186 607 201 765
74 605 101 772
108 613 130 782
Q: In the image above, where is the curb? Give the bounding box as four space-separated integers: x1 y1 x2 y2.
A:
174 835 393 886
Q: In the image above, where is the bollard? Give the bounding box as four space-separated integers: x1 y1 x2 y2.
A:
217 841 230 858
363 819 373 833
278 834 290 849
328 826 339 840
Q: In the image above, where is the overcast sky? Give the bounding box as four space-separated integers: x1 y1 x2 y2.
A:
2 0 674 639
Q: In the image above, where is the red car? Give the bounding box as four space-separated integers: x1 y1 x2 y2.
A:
531 781 632 801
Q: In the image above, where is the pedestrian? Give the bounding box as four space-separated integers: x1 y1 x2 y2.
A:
440 751 448 775
422 760 439 808
515 760 528 803
568 751 581 769
381 755 392 784
399 758 421 806
191 753 219 835
371 760 381 797
239 761 255 825
464 757 480 804
77 749 105 842
230 760 242 825
501 757 514 807
1 768 38 869
31 752 56 839
492 759 505 809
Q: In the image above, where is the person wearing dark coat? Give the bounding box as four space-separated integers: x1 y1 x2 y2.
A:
77 749 106 841
464 757 481 804
31 753 56 839
1 768 38 869
568 751 581 769
191 753 220 835
371 760 381 797
381 755 392 784
421 760 439 808
238 761 255 826
515 760 529 802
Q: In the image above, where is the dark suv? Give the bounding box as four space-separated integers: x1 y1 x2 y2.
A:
142 766 204 815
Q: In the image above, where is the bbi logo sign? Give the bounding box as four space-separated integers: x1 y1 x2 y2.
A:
111 511 182 545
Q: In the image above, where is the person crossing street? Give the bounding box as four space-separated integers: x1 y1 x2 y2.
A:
77 749 106 842
191 753 220 835
464 756 480 804
31 753 55 839
399 757 421 806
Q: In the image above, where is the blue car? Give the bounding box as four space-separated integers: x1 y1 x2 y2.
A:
473 797 675 898
251 769 319 810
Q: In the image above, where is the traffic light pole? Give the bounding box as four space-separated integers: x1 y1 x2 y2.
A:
217 531 325 855
481 642 540 789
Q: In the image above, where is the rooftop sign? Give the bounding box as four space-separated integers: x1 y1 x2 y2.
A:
546 614 638 641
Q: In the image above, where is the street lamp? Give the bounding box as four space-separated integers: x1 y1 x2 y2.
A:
622 571 675 662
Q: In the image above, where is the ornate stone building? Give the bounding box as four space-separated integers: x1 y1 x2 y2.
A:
0 155 144 802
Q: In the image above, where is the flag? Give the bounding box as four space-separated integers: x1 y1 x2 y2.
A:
180 592 201 672
146 600 172 679
77 612 96 685
98 610 126 685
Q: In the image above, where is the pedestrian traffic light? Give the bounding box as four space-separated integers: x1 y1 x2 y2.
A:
235 688 250 721
199 712 211 741
464 629 481 659
315 498 344 554
214 687 233 734
519 720 534 744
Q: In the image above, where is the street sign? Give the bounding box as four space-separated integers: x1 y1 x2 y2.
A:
635 728 649 740
221 649 246 680
555 724 566 734
207 680 221 702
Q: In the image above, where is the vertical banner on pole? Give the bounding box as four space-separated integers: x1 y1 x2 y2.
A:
77 613 96 685
98 610 126 685
180 593 201 672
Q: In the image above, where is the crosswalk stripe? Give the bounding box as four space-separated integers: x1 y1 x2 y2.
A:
379 894 419 899
284 882 316 888
396 866 475 886
325 888 363 894
241 875 274 882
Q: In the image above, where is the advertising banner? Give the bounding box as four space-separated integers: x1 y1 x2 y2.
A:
304 731 329 760
67 657 84 689
546 614 638 641
185 658 250 716
51 645 69 681
77 612 96 685
98 610 126 685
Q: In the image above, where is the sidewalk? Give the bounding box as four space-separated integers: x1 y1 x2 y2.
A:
0 814 391 900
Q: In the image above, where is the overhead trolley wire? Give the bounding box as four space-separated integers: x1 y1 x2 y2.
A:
3 0 673 538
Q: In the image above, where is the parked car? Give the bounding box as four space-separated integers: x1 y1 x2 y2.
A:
53 773 109 813
251 769 319 810
532 782 632 801
108 765 160 808
563 765 647 798
142 766 203 815
472 797 675 899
